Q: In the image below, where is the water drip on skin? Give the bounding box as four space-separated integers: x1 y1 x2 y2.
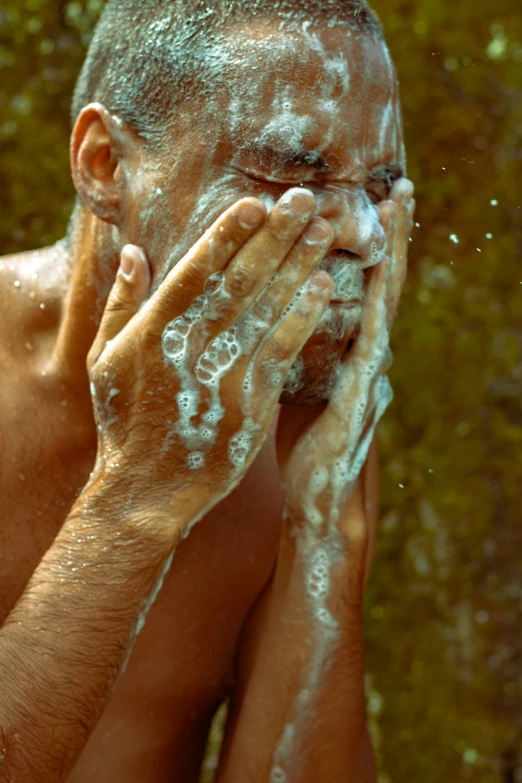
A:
258 85 315 151
90 379 119 433
271 534 341 776
119 548 176 678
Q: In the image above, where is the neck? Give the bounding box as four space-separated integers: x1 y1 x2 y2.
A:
51 202 121 392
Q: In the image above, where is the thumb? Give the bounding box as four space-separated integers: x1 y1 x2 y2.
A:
89 245 151 366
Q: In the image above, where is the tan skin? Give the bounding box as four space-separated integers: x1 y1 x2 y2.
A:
0 21 413 783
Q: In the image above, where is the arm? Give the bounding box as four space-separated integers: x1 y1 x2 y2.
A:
216 476 376 783
0 186 339 780
0 475 180 781
217 180 414 781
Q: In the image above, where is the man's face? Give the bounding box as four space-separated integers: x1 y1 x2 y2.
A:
120 20 405 404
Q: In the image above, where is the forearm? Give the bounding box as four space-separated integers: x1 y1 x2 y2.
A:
217 514 376 782
0 472 182 781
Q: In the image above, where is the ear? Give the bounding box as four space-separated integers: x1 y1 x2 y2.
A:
70 103 126 225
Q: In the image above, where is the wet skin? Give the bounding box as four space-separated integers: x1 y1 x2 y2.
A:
73 20 406 404
0 21 412 783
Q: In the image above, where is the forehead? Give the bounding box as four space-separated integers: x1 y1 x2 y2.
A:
203 21 401 164
223 21 395 89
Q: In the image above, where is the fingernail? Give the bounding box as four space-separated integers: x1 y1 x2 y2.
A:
395 179 415 200
281 188 315 217
237 204 265 229
120 246 139 282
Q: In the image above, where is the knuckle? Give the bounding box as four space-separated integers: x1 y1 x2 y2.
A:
263 216 300 245
138 322 162 355
107 289 130 314
179 257 208 291
249 296 275 325
224 264 257 297
266 331 292 363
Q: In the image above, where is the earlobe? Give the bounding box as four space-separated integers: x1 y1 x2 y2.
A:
70 103 123 225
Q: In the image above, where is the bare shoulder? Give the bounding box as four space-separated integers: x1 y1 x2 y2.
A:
0 249 28 347
0 242 75 488
0 247 43 362
0 242 67 365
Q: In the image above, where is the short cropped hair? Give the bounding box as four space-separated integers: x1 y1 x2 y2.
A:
72 0 383 144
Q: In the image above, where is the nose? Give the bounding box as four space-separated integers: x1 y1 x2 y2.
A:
312 186 386 270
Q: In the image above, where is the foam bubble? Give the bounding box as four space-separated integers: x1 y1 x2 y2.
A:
187 451 205 470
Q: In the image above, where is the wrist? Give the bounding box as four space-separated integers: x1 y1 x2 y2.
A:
77 464 192 548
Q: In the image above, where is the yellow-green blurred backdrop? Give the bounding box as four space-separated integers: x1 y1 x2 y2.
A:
1 1 521 781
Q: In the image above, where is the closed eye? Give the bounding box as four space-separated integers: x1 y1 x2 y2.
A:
365 180 392 204
366 163 404 203
240 170 314 186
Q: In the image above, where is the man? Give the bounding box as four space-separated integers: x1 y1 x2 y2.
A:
0 0 414 780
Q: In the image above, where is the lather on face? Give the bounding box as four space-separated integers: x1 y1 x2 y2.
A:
116 19 405 404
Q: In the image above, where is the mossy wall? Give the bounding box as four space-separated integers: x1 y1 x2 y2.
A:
1 2 521 780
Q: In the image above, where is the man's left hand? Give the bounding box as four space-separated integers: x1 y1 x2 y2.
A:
275 179 415 572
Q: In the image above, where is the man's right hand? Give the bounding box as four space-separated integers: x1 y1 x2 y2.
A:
87 188 335 528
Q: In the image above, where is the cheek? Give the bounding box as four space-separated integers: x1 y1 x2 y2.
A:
145 172 280 282
179 170 286 245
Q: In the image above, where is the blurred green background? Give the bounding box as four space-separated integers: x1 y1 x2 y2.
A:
1 1 521 781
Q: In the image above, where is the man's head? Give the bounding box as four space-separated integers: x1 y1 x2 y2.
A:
72 0 384 143
70 0 405 404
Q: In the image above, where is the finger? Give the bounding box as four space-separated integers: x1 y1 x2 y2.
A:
151 189 318 356
379 199 398 328
390 178 415 322
317 257 390 438
352 253 390 363
391 180 414 266
243 217 334 335
247 270 333 402
88 245 151 366
220 188 316 304
146 197 267 325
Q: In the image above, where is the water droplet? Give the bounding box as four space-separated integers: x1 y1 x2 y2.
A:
490 199 498 206
14 280 21 288
463 748 479 765
449 234 459 244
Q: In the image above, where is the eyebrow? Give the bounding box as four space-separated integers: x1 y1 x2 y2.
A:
239 143 331 173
